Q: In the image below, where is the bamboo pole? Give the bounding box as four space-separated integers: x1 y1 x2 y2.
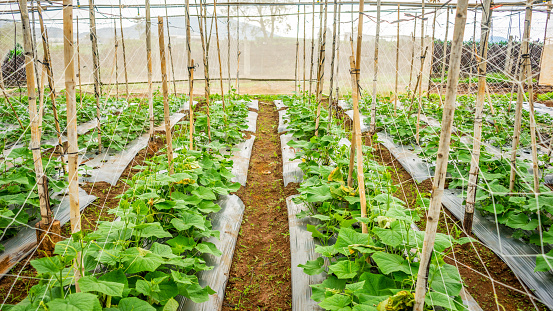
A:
146 0 154 140
334 4 341 103
509 0 534 193
351 0 368 234
89 0 102 152
37 1 63 152
18 0 52 225
468 8 477 92
314 0 328 137
164 0 177 97
504 35 513 73
440 6 450 97
303 4 306 92
414 0 425 144
114 20 119 100
426 8 437 95
213 0 226 114
118 0 129 99
39 65 46 125
327 0 338 123
347 52 357 189
309 0 315 97
236 3 240 94
62 0 81 290
198 0 211 141
76 16 82 107
368 0 381 138
314 0 324 101
464 0 492 232
394 4 400 116
186 0 195 150
408 18 417 91
413 1 469 308
227 3 231 91
294 4 300 94
158 17 174 175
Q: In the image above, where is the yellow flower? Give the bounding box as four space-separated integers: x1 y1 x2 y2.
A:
148 198 154 206
302 158 306 162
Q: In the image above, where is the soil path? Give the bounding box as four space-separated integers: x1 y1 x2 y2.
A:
223 102 296 311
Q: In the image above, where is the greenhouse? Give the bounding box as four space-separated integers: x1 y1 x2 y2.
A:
1 0 553 310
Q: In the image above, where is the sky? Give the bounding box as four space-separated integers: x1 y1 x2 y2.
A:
0 0 550 43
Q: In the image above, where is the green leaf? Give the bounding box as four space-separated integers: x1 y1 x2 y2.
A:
372 252 417 276
425 291 458 310
195 242 222 257
163 298 179 311
306 185 333 202
192 187 216 200
167 235 197 254
46 293 102 311
171 212 207 231
78 275 124 297
121 248 164 274
358 272 397 296
31 256 64 275
310 276 346 302
307 224 326 239
373 227 405 248
429 264 462 297
328 260 360 279
298 257 325 275
505 213 539 230
184 284 216 303
315 245 338 258
334 228 370 255
535 250 553 272
117 297 156 311
319 294 352 311
132 222 172 239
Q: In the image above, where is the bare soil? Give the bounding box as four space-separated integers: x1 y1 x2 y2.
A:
222 101 297 311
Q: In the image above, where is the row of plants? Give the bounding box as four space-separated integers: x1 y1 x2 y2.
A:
0 93 190 250
3 94 251 310
350 93 553 272
282 94 473 311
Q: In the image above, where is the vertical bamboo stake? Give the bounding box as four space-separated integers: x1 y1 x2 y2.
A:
351 0 368 234
464 0 492 232
468 8 477 92
314 0 328 137
334 4 341 103
76 16 82 107
213 0 226 113
37 2 63 152
328 0 338 118
186 0 195 150
509 0 534 193
146 0 154 139
408 18 417 90
198 0 211 141
369 0 381 137
236 3 240 94
227 3 231 91
118 0 129 99
415 0 425 144
427 9 437 94
347 53 357 189
164 0 177 97
62 0 79 232
18 0 52 225
440 6 450 97
158 17 174 175
314 0 324 101
113 20 119 100
294 5 300 94
413 1 469 309
309 0 315 98
394 4 400 116
504 35 514 73
89 0 102 152
303 4 306 92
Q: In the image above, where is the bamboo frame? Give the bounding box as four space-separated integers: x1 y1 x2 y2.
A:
89 0 102 152
186 0 194 150
426 8 437 94
213 0 226 115
439 6 450 97
158 16 174 175
164 0 177 97
394 3 399 116
368 0 381 137
308 0 315 97
314 0 328 137
146 0 154 140
18 0 52 225
327 0 338 126
408 18 416 91
114 20 119 100
413 0 469 308
118 0 129 98
76 16 82 107
198 0 211 141
464 0 492 232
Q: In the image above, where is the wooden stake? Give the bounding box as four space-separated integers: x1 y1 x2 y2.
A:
198 0 211 141
427 8 437 94
504 35 514 73
62 0 80 233
227 3 231 91
464 0 492 233
118 0 129 99
236 3 240 94
303 4 306 92
440 6 450 97
158 17 174 175
76 16 82 107
146 0 154 140
89 0 102 152
408 17 417 91
213 0 226 116
114 20 119 100
347 52 357 189
394 4 400 116
18 0 52 225
509 0 535 193
414 0 425 144
368 0 381 137
294 4 300 94
413 1 469 309
309 0 315 97
314 0 328 137
327 0 338 124
186 0 195 150
164 0 177 97
351 0 368 234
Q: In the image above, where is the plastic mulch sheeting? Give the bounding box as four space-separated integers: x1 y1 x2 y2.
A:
178 194 246 311
0 188 97 278
344 110 369 133
246 99 259 111
281 133 303 186
441 189 553 308
227 136 256 186
287 195 326 311
337 100 351 111
279 109 290 133
246 111 258 133
376 132 433 183
274 99 287 110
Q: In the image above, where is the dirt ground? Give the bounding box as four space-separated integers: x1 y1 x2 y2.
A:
222 101 298 311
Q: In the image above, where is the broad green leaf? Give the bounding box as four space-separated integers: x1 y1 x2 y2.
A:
298 257 325 275
31 256 64 275
117 297 156 311
192 187 216 200
46 293 102 311
307 224 326 239
334 228 369 255
425 291 458 310
429 264 462 297
78 275 124 297
163 298 179 311
319 294 352 311
328 260 360 279
167 235 197 254
132 223 171 239
310 276 346 302
121 248 164 274
184 284 216 303
195 242 222 257
358 272 396 296
171 212 207 231
535 250 553 272
371 252 417 276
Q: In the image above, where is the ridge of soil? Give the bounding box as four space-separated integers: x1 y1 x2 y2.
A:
371 142 548 311
222 101 297 311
